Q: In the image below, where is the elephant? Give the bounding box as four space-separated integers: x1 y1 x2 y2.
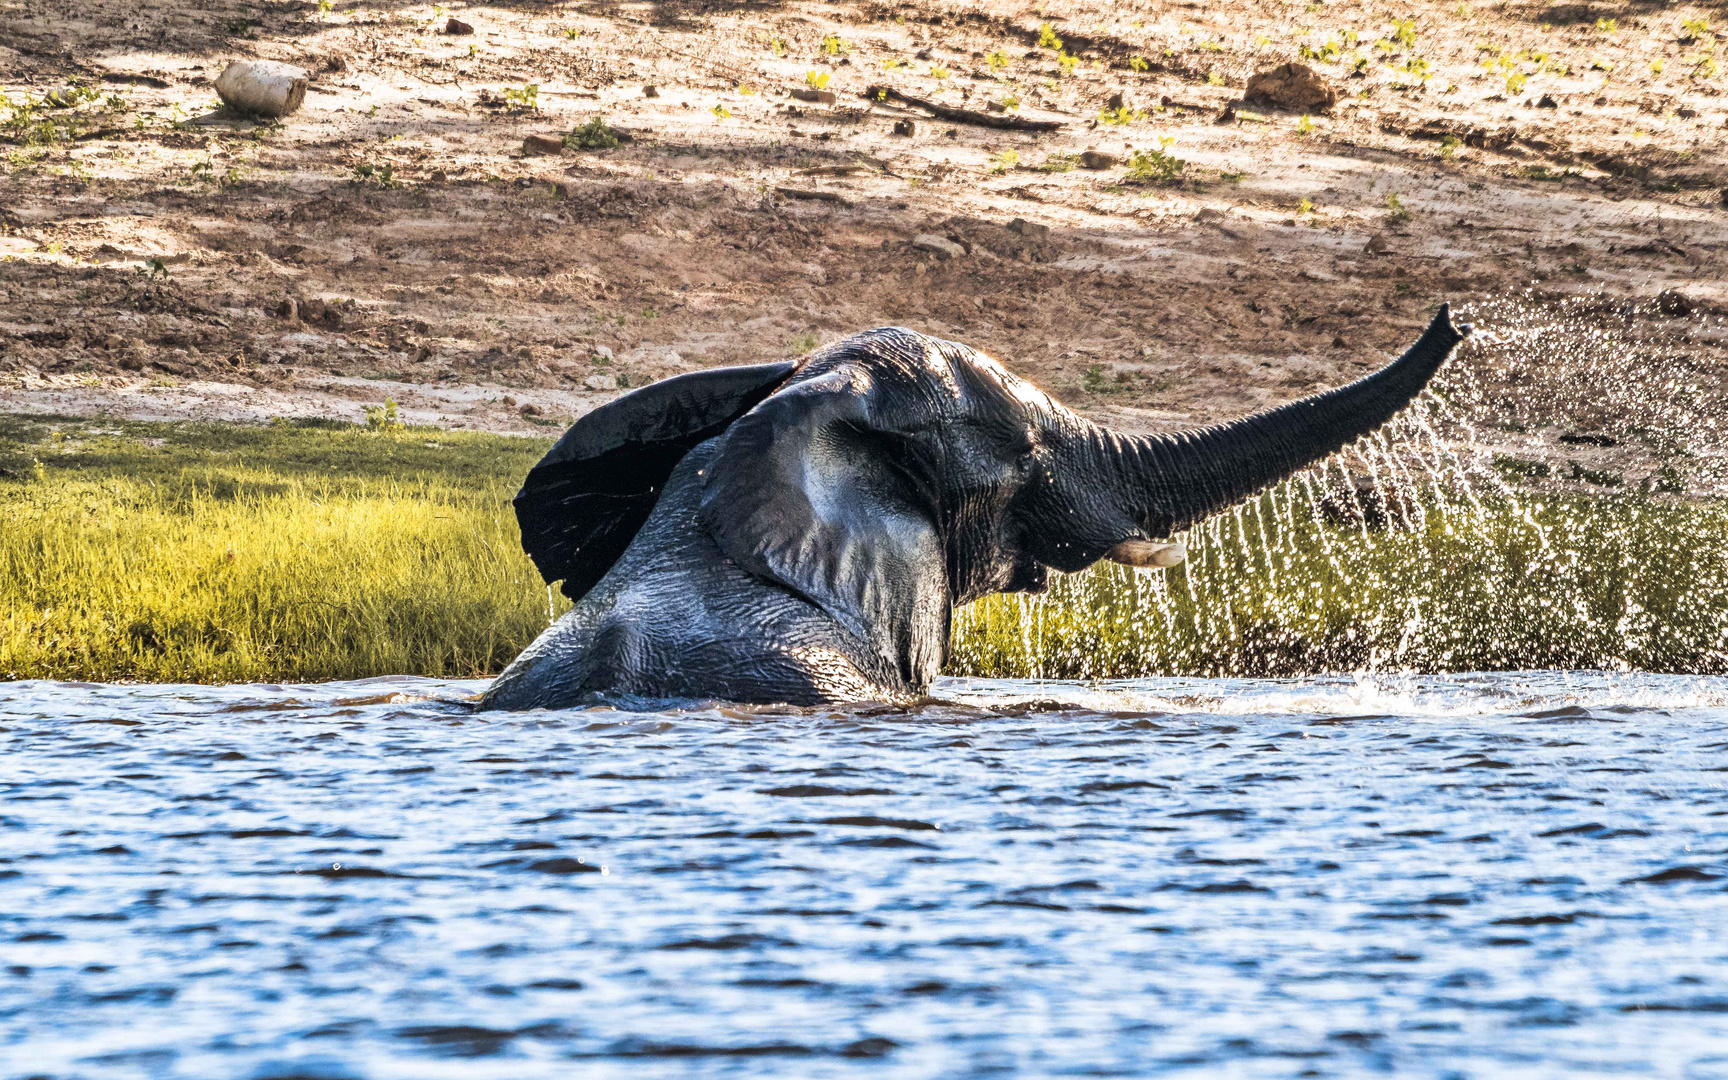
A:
479 306 1468 709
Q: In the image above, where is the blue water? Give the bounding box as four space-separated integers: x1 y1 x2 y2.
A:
3 672 1728 1079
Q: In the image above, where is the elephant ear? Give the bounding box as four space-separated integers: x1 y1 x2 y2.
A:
515 361 797 601
696 367 950 688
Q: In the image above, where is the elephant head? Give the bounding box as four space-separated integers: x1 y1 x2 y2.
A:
514 306 1467 689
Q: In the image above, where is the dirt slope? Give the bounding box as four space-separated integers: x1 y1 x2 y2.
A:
3 0 1727 492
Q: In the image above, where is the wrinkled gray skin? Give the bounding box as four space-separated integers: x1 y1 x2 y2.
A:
482 308 1467 709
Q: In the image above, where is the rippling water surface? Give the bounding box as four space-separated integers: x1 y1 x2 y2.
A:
5 673 1728 1079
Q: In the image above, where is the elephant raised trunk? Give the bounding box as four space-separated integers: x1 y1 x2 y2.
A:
1102 306 1467 546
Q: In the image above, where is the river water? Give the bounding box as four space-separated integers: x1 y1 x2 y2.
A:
3 672 1727 1079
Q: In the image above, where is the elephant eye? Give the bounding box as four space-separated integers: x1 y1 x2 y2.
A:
1009 432 1037 457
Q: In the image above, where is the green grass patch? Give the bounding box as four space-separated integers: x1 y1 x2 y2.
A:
5 416 1726 685
0 415 565 683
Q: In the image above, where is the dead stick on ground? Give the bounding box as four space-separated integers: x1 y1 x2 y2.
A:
861 85 1063 133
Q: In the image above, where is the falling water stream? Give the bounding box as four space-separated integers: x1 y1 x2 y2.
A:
4 296 1728 1078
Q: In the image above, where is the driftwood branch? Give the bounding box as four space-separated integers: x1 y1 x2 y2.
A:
861 85 1062 133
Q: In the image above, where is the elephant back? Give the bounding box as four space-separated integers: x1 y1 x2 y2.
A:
515 361 797 601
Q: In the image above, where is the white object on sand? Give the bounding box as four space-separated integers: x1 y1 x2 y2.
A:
214 60 309 118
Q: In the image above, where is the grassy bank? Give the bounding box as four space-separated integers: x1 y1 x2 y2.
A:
4 415 1727 685
0 415 564 683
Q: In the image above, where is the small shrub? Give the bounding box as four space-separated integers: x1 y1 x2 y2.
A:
1386 192 1411 220
1125 138 1185 184
563 27 580 39
503 83 540 110
1596 17 1617 35
1390 17 1418 48
352 161 401 188
710 103 730 119
1100 105 1144 126
1038 151 1076 172
1296 114 1315 135
930 64 950 80
565 117 621 150
768 35 788 56
987 49 1011 71
1439 134 1462 158
363 399 405 433
1129 55 1150 72
1058 52 1078 74
805 70 831 90
989 149 1018 174
1038 23 1063 50
789 332 819 354
1206 70 1225 86
822 33 846 55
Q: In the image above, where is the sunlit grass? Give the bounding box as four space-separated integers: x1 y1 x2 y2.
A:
5 416 1725 686
0 416 565 683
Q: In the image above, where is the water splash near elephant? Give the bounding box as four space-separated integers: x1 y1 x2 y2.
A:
953 294 1728 679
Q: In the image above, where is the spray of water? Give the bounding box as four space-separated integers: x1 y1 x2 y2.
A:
953 294 1728 678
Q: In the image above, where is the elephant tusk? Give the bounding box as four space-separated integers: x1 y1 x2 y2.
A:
1105 538 1187 569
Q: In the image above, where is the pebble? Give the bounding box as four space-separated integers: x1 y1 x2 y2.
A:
1079 150 1118 170
523 132 565 156
445 17 473 34
892 119 916 137
584 374 618 391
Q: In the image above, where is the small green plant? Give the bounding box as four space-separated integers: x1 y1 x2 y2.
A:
1397 56 1431 84
790 332 819 354
1003 96 1020 110
352 161 401 188
1296 114 1315 135
1100 105 1143 126
739 84 756 96
1386 192 1411 221
1129 55 1150 72
1693 55 1719 79
1081 364 1117 394
769 35 788 56
1220 170 1245 183
1056 51 1078 74
1390 17 1417 48
1681 17 1712 43
805 70 831 90
989 149 1019 174
1439 134 1462 158
1506 70 1528 93
710 103 730 119
1037 151 1076 172
822 33 847 55
1596 17 1617 35
503 84 539 110
930 64 950 79
1206 70 1225 86
1298 197 1314 214
467 43 478 58
563 27 580 39
318 0 333 12
364 399 405 433
1038 23 1063 50
882 57 905 71
1125 137 1185 184
987 49 1011 71
1651 58 1666 76
565 116 621 150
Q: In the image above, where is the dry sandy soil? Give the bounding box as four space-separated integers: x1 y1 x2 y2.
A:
3 0 1728 493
